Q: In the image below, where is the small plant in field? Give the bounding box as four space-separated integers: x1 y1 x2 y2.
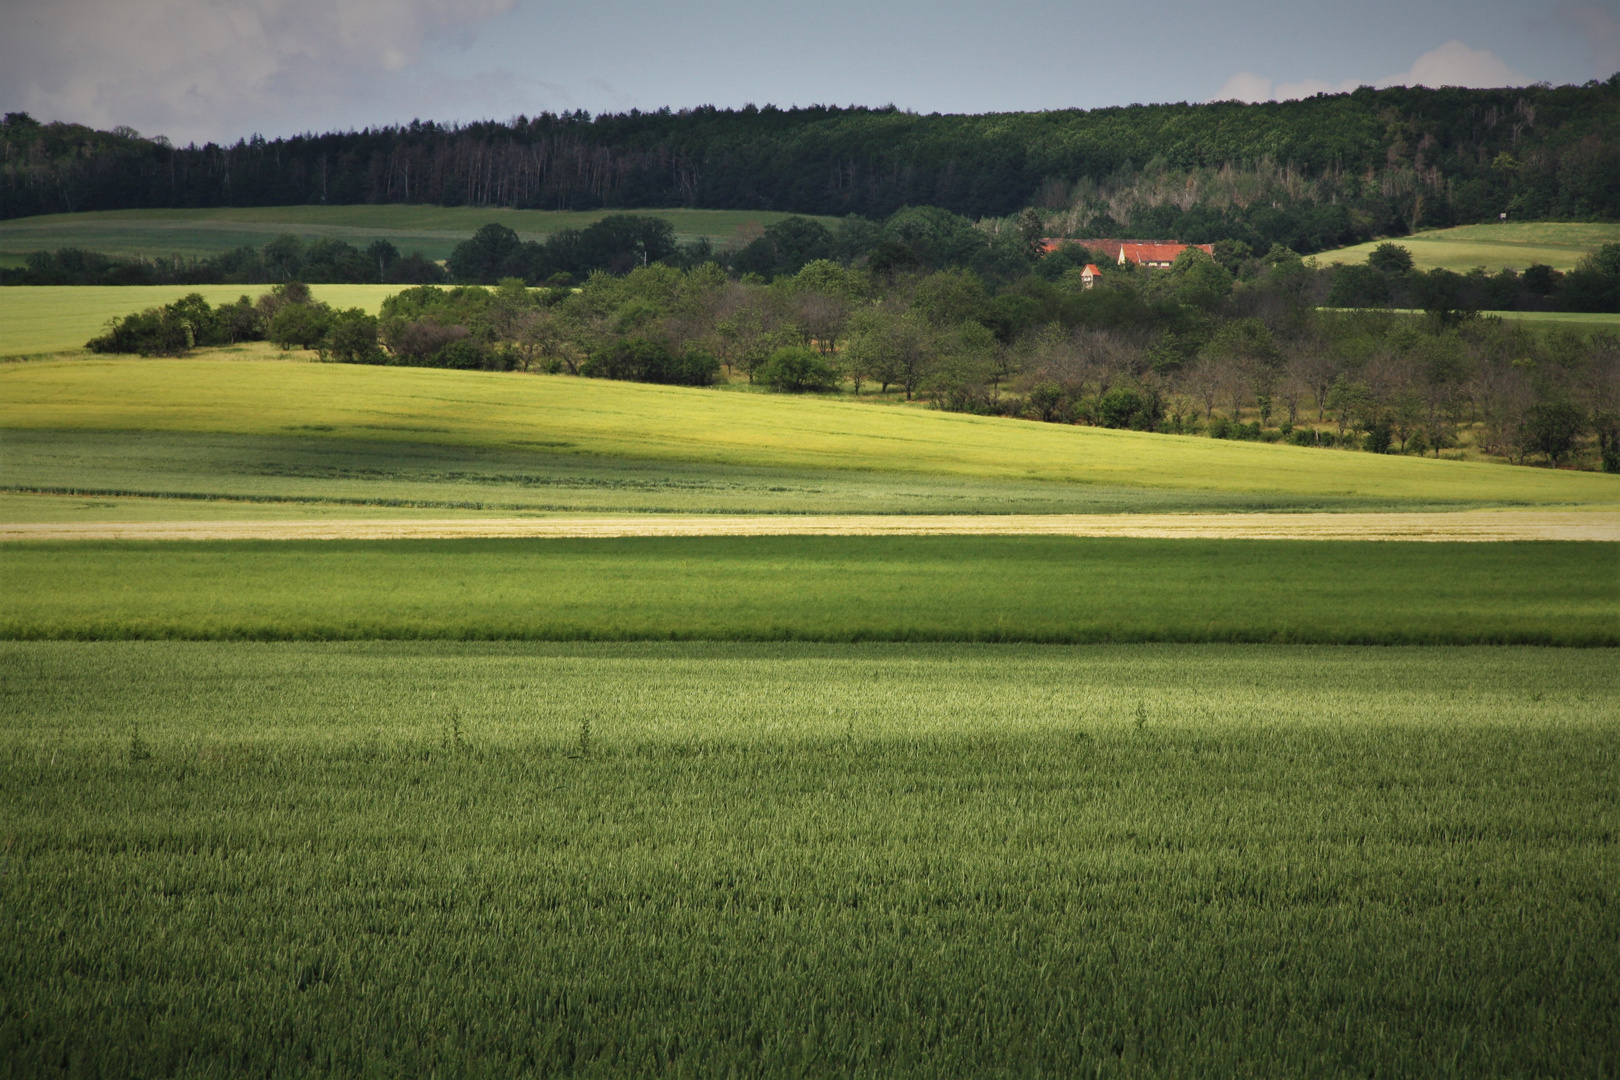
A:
577 715 593 758
442 706 468 754
1135 702 1148 731
128 724 151 763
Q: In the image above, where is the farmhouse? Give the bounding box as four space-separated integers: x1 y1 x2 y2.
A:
1043 238 1216 268
1080 264 1102 289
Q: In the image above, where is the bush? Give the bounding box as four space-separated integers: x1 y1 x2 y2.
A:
385 321 470 366
268 302 332 351
1096 387 1146 429
324 308 384 364
755 347 840 392
87 306 192 356
86 292 263 356
433 340 487 370
582 338 719 386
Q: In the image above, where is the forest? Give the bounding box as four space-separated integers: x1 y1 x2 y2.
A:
5 76 1618 252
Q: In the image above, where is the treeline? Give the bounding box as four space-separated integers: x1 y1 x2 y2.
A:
1 236 445 286
1324 241 1620 314
89 239 1620 471
6 77 1618 246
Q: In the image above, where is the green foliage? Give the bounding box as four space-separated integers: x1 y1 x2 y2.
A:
8 81 1620 236
1368 242 1415 274
582 337 720 386
1524 399 1586 464
85 291 264 356
266 300 332 351
754 346 840 392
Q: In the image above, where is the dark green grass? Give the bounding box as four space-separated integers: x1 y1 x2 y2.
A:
1 430 1483 517
1 642 1616 1078
2 537 1615 644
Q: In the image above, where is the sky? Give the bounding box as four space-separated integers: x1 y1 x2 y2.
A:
2 0 1617 145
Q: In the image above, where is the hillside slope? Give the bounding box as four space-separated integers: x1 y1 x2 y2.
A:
3 359 1615 507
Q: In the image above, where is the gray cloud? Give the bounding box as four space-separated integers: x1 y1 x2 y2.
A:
0 0 518 143
1214 40 1529 103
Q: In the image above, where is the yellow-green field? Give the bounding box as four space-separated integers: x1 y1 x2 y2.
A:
1315 222 1620 272
0 206 841 266
4 358 1615 506
0 285 399 355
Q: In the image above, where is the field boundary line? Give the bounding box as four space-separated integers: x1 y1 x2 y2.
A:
2 512 1615 542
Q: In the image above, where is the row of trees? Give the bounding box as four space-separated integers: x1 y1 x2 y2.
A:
7 78 1618 236
2 236 446 286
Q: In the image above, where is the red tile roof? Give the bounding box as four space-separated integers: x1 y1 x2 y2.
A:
1120 242 1214 265
1042 238 1213 265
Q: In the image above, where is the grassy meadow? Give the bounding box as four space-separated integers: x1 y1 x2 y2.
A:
0 285 400 355
2 642 1616 1077
0 206 841 267
3 536 1613 644
5 359 1617 508
1314 221 1620 271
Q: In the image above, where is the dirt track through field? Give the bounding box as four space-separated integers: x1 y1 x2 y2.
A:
3 512 1615 542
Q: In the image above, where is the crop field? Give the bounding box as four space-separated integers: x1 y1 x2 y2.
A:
0 206 842 266
3 536 1613 644
3 310 1615 1075
0 285 400 355
2 642 1616 1077
6 360 1617 508
2 429 1537 521
1314 221 1620 271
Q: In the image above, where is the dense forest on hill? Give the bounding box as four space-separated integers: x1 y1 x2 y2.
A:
4 77 1618 251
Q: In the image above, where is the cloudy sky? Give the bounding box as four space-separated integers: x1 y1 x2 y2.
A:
3 0 1616 144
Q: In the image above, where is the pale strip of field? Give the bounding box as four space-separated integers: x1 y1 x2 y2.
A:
5 511 1615 542
0 285 400 355
1314 222 1620 272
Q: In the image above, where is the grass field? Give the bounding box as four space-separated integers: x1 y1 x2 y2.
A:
0 429 1533 520
5 360 1617 508
1314 221 1620 271
3 536 1613 643
2 641 1615 1077
0 206 842 267
0 285 400 355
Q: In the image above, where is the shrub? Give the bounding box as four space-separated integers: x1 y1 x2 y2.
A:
582 338 719 386
324 308 384 364
268 302 333 351
433 340 487 370
1026 382 1067 423
87 306 193 356
85 292 261 356
755 347 840 392
386 321 470 366
1096 387 1146 429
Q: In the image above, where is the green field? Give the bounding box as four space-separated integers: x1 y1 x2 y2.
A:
1315 221 1620 271
0 430 1518 520
0 206 841 267
3 642 1615 1077
4 537 1613 644
5 360 1616 508
0 285 400 355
